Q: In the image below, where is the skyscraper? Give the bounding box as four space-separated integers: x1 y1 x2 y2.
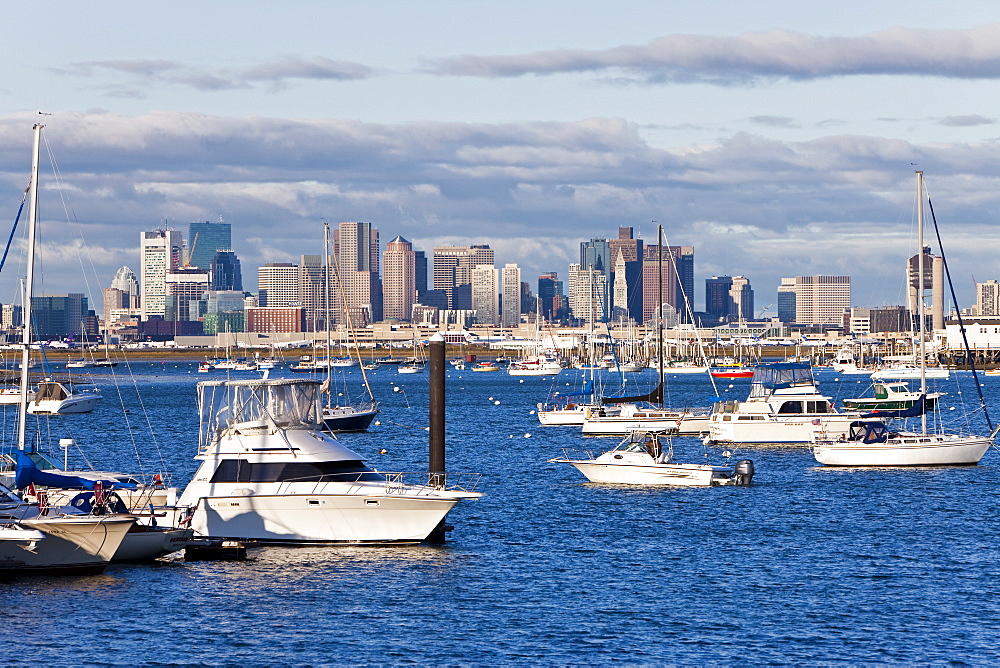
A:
188 220 232 272
568 263 608 325
140 229 183 320
471 264 499 325
210 251 243 291
164 268 210 321
432 245 494 307
977 279 1000 316
777 278 797 323
501 263 522 327
729 276 754 321
383 235 417 322
334 221 382 324
537 272 563 322
608 227 644 322
641 245 680 324
110 266 139 308
908 246 944 330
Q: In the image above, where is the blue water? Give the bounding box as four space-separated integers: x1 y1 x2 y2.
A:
4 362 1000 665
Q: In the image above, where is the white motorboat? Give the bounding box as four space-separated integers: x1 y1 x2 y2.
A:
550 430 754 487
705 362 868 445
397 364 424 374
871 364 949 380
176 378 481 544
26 380 102 414
508 357 562 376
813 172 995 467
0 511 134 575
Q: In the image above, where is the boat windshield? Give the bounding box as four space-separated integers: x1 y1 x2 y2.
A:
749 363 813 398
198 379 323 448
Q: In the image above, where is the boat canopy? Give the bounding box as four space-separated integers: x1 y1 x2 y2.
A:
749 363 813 398
14 450 135 490
198 379 323 448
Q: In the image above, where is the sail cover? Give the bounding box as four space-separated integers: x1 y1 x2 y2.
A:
602 382 663 405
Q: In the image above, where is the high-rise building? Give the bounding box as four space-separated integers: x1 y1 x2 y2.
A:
383 235 417 322
705 276 734 321
501 263 522 327
334 222 382 325
642 246 680 324
729 276 754 321
257 263 299 308
164 268 210 321
568 263 608 325
608 227 644 322
777 278 797 323
110 266 139 308
298 254 325 329
32 294 90 338
471 264 499 326
210 251 243 291
908 246 944 329
580 238 611 279
791 275 851 325
537 272 562 322
140 229 183 320
432 245 494 307
977 279 1000 316
188 220 232 272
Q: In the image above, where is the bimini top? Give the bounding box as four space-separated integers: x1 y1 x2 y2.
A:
749 363 814 398
197 378 323 448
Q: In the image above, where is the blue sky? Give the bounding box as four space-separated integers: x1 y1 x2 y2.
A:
3 1 1000 313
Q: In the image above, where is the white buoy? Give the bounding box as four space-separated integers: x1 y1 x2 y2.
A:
529 409 535 414
519 379 524 383
728 384 734 388
524 433 531 438
494 400 501 405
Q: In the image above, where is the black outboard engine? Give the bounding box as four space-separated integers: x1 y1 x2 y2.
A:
732 459 755 486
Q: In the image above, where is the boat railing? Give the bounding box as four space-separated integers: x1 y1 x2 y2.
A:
556 447 601 461
283 471 483 496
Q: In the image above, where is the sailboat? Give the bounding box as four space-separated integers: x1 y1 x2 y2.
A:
552 225 748 486
813 171 995 466
320 223 379 432
0 123 135 574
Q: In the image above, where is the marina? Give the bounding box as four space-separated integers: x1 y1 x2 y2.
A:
2 360 1000 663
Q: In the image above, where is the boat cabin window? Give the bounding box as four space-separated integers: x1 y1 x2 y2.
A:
777 400 828 414
777 401 803 414
209 459 384 483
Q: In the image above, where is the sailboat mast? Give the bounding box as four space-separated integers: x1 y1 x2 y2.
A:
916 171 927 433
657 224 664 408
323 222 333 397
18 124 43 451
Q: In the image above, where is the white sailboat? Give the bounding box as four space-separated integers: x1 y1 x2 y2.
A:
813 171 994 466
0 123 135 575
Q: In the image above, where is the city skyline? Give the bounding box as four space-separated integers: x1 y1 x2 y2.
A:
2 3 1000 308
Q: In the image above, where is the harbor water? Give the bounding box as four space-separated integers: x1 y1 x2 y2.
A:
3 362 1000 664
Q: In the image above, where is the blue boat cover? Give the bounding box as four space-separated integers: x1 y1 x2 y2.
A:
14 451 136 491
751 363 812 389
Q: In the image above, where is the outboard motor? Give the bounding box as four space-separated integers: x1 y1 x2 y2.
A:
732 459 755 486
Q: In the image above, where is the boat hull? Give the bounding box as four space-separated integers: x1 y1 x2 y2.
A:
564 460 732 486
113 527 194 562
185 493 460 544
27 394 103 414
0 515 134 576
322 406 379 433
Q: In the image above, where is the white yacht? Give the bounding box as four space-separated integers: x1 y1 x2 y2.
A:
550 430 754 487
705 362 867 445
176 378 481 544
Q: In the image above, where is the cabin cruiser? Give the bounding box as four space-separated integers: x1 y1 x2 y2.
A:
176 378 481 544
705 362 869 445
581 403 709 436
25 380 102 414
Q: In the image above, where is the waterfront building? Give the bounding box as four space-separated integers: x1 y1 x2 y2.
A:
850 306 910 335
907 246 944 330
140 229 183 321
432 244 494 307
730 276 754 321
246 306 306 333
976 279 1000 316
383 236 417 322
501 263 522 327
188 220 232 273
472 264 499 326
789 275 851 326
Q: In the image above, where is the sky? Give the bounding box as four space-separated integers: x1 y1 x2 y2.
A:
2 0 1000 315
